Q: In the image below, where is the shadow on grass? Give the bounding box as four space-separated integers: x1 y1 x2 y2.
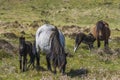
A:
67 68 89 78
35 66 47 72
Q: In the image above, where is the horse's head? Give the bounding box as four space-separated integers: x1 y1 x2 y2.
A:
19 36 25 51
74 33 86 52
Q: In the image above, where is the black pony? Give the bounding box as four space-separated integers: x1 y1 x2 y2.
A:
19 36 35 72
74 32 96 52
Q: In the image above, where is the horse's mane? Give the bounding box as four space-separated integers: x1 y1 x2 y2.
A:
50 26 65 67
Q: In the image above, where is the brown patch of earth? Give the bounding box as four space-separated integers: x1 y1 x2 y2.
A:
0 39 16 54
1 32 18 39
0 21 23 29
59 25 90 39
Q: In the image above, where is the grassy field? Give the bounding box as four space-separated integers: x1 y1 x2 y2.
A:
0 0 120 80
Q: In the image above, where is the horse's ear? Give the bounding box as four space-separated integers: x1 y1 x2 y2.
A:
19 35 25 40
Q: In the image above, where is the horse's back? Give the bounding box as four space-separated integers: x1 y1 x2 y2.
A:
36 24 65 53
36 24 55 38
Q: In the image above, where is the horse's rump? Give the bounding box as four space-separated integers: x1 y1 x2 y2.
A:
90 20 111 48
36 24 65 54
49 26 66 67
91 20 110 40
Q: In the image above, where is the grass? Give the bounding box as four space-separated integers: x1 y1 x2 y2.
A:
0 0 120 27
0 0 120 80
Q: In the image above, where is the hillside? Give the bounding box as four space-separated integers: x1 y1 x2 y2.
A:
0 0 120 80
0 0 120 27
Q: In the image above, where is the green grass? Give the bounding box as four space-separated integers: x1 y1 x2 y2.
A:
0 37 120 80
0 0 120 27
0 0 120 80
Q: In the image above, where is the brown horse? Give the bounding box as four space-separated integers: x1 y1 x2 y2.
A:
90 20 111 49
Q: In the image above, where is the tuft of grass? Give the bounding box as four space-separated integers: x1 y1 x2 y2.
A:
0 50 13 60
0 0 120 28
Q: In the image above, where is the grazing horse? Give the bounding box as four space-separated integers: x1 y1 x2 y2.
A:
90 20 111 48
35 24 67 74
74 32 96 52
19 36 35 72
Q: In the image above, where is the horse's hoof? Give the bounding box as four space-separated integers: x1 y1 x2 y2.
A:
36 66 40 70
62 72 66 75
48 68 52 71
60 70 65 75
53 71 56 74
22 70 25 72
32 66 35 70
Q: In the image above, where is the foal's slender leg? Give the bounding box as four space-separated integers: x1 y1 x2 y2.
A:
19 55 22 71
23 55 27 72
28 51 35 69
53 65 57 74
46 54 52 71
97 39 101 48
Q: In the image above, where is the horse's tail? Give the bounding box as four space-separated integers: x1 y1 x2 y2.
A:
96 20 104 48
50 26 65 67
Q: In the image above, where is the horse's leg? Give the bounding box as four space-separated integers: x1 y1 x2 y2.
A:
32 54 35 69
46 54 52 71
53 65 57 74
27 51 31 69
88 44 93 50
23 54 27 72
104 39 109 49
97 39 101 48
25 55 27 71
28 51 35 69
31 50 36 69
62 64 66 75
36 47 40 70
60 59 67 75
60 64 66 75
19 55 22 71
27 55 33 69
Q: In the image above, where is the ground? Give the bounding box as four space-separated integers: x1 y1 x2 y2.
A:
0 0 120 80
